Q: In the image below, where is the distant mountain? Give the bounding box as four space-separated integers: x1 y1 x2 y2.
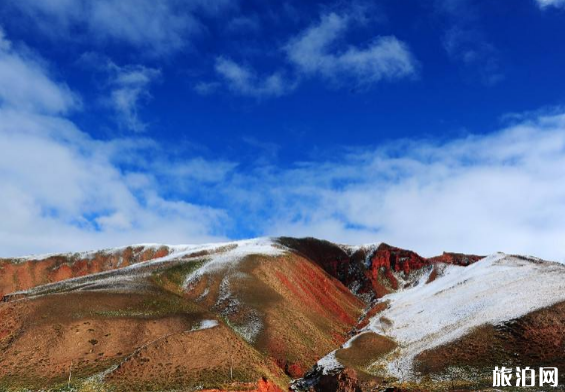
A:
0 238 563 391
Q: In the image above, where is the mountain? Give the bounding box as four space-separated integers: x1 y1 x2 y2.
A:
0 237 563 392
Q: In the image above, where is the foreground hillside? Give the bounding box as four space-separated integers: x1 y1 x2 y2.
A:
0 238 564 391
296 253 565 391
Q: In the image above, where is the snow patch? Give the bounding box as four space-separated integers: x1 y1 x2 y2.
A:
316 350 344 375
365 253 565 380
339 242 381 256
194 319 219 330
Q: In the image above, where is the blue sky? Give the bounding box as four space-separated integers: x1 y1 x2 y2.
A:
1 0 565 260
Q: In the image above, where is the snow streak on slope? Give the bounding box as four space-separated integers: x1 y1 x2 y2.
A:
316 350 344 375
339 243 381 257
9 243 199 263
194 319 219 330
179 238 286 343
182 238 285 288
365 253 565 380
5 238 286 298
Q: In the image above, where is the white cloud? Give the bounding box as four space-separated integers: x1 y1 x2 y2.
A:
212 110 565 262
0 29 228 257
0 109 229 256
214 57 294 98
2 19 565 264
3 0 235 55
2 23 565 262
0 27 79 114
285 12 418 86
209 11 416 98
535 0 565 7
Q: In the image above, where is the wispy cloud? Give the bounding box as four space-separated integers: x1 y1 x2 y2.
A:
80 53 160 132
242 136 280 162
129 104 565 266
154 157 237 184
285 12 418 87
225 15 261 34
194 81 221 96
107 64 161 132
213 57 294 98
0 110 230 256
535 0 565 8
206 10 417 98
3 0 235 55
435 0 504 85
2 16 565 263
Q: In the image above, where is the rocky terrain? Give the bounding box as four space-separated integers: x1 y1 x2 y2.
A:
0 237 563 391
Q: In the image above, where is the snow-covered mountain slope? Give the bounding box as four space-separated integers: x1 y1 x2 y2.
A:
1 238 285 298
314 252 565 383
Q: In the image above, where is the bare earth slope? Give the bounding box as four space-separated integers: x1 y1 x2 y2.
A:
0 239 363 391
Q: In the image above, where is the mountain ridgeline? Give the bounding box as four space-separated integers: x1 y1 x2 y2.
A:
0 237 563 392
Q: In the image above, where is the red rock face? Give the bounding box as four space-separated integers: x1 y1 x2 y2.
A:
370 244 428 273
274 358 306 379
277 237 379 298
278 238 484 301
366 243 429 295
427 251 484 266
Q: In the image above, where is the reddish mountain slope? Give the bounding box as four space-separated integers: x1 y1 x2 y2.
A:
5 237 561 392
0 245 172 297
0 239 365 391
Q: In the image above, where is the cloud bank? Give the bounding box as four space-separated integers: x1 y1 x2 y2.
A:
0 28 228 256
1 24 565 262
0 28 79 114
239 112 565 261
